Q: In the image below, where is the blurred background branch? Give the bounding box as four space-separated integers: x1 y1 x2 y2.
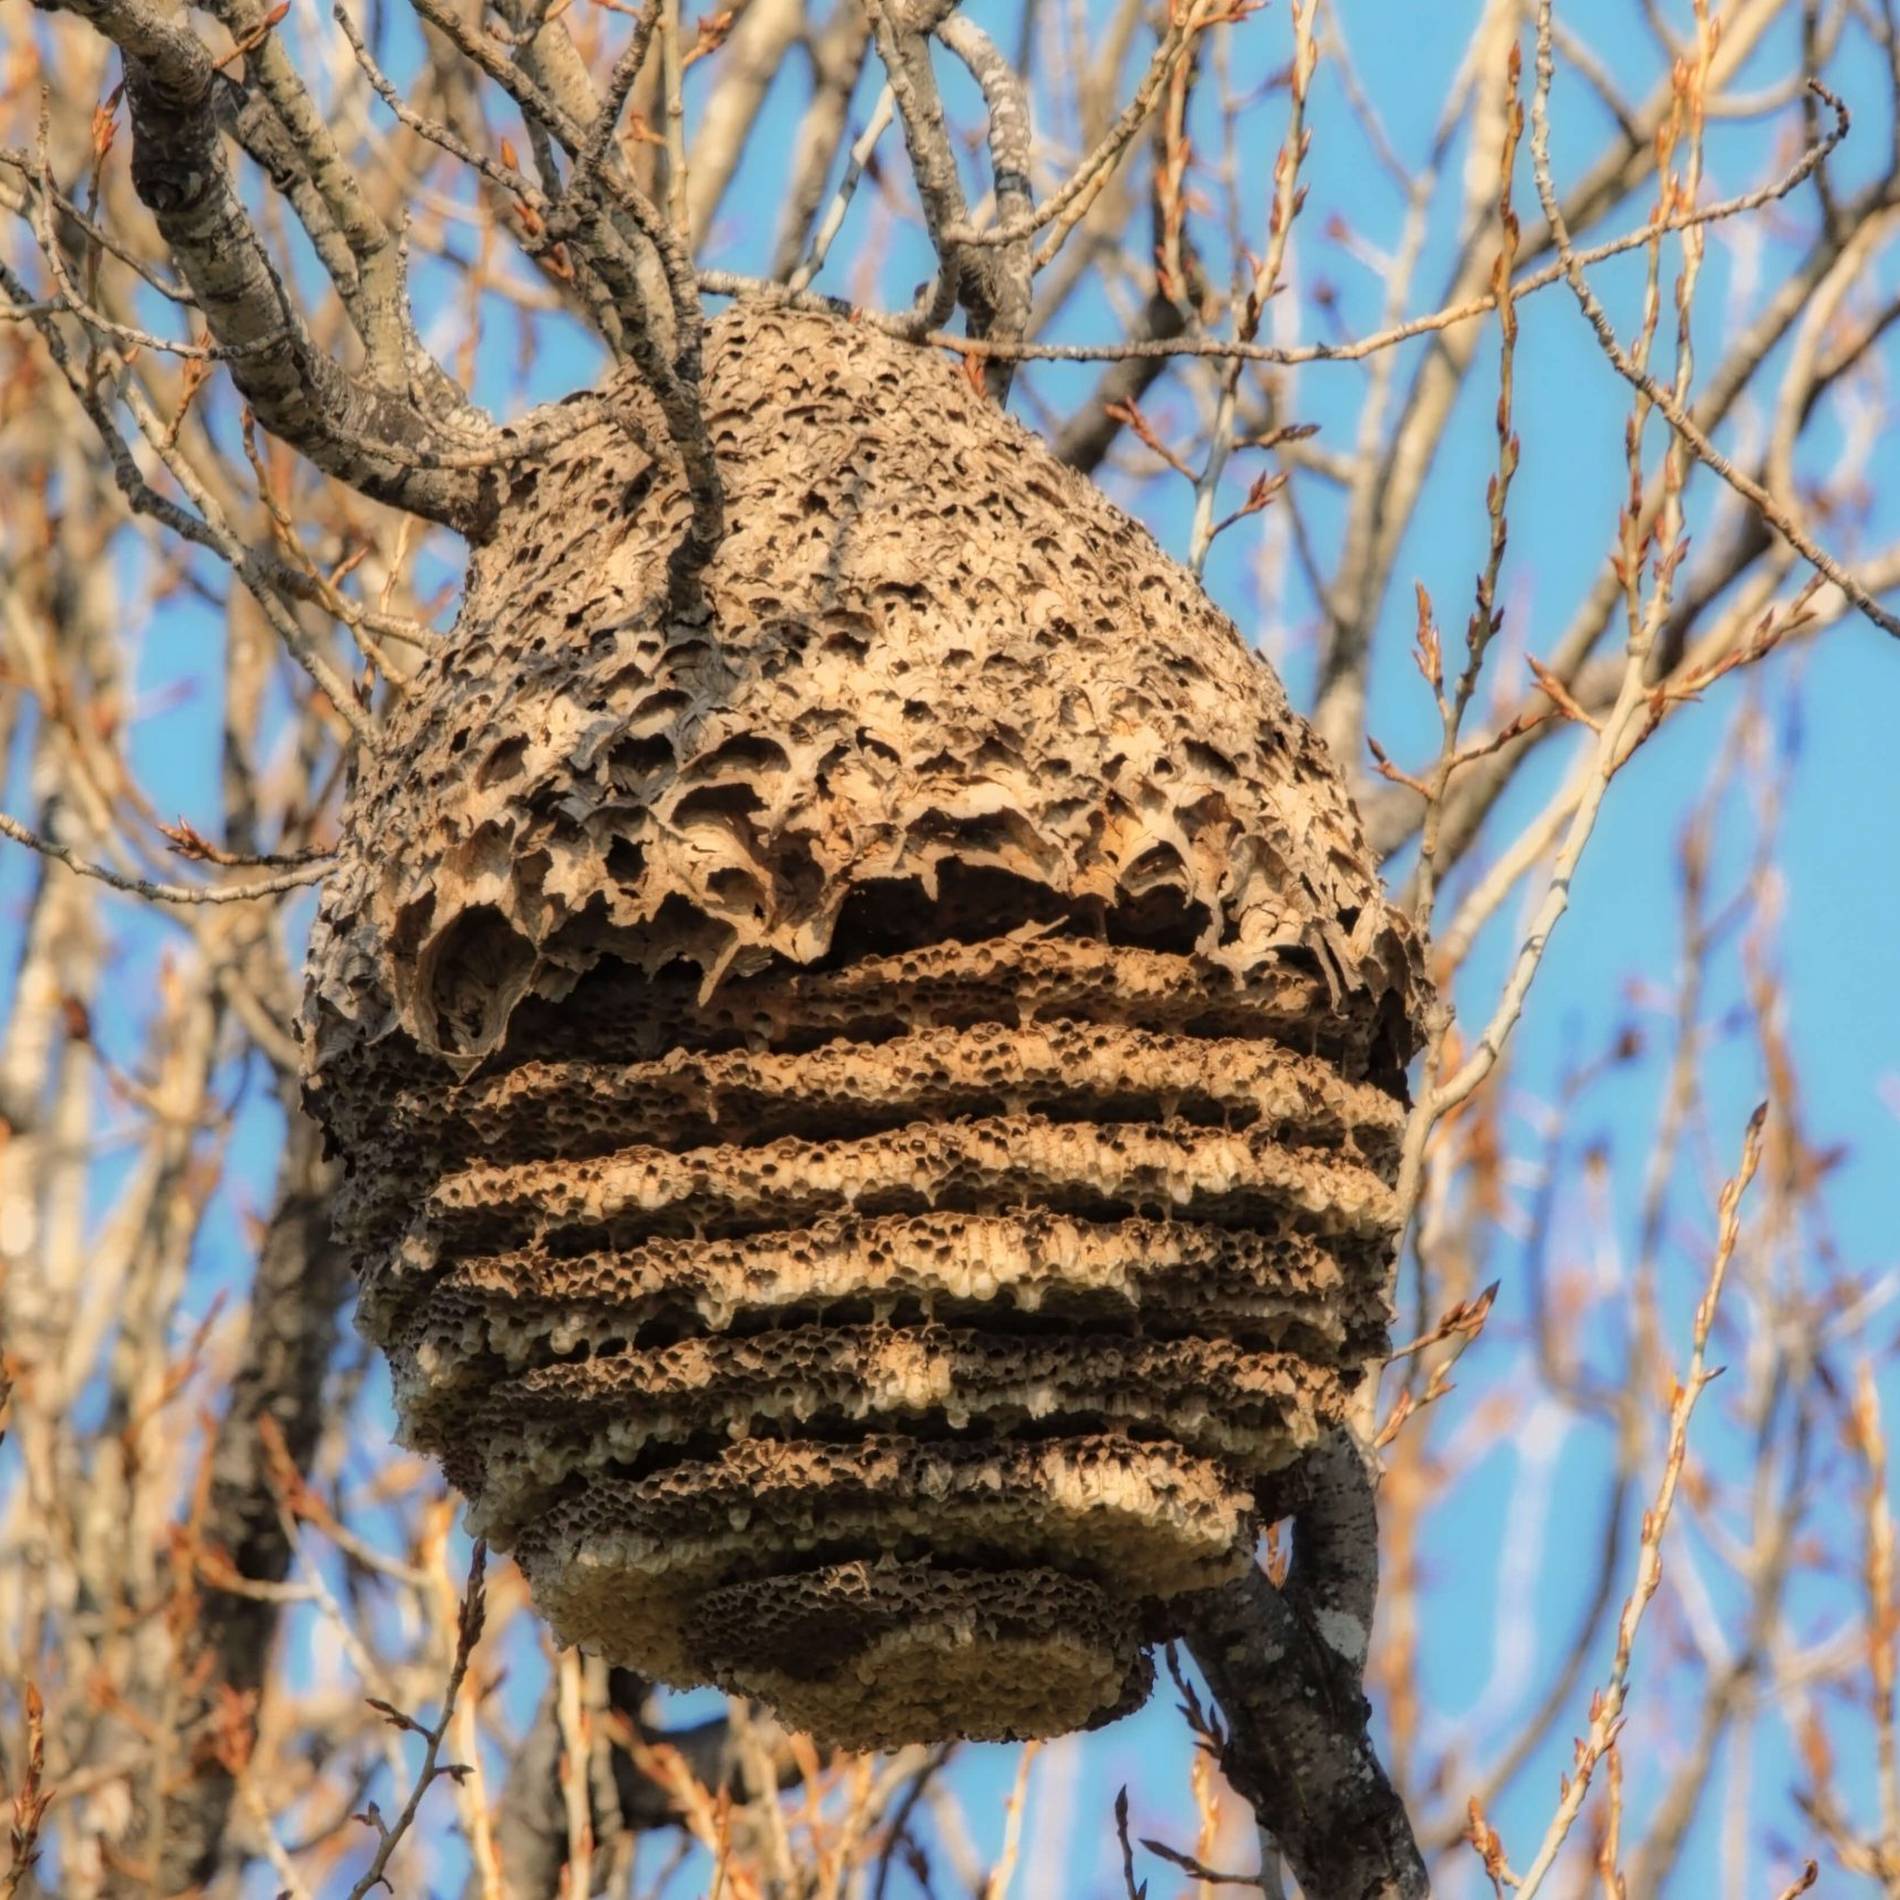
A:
0 0 1896 1891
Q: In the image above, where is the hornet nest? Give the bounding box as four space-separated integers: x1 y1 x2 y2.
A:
302 303 1429 1751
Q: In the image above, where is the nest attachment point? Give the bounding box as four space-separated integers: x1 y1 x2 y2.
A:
302 305 1428 1750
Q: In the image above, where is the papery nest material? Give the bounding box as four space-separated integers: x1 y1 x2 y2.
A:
302 304 1428 1750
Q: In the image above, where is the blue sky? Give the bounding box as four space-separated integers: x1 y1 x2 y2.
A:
4 0 1899 1892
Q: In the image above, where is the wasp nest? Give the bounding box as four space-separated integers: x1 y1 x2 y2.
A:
303 304 1427 1750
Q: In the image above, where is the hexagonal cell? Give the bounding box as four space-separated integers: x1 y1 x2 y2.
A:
684 1562 1153 1751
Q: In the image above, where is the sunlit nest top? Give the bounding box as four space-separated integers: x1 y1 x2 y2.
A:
301 303 1429 1750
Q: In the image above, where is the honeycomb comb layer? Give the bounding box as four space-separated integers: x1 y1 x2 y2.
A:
399 1021 1403 1170
379 1213 1391 1403
684 1562 1154 1751
418 1116 1397 1254
409 1327 1338 1528
510 1433 1255 1684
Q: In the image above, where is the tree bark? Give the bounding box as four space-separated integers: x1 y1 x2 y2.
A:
1183 1437 1428 1900
156 1111 351 1891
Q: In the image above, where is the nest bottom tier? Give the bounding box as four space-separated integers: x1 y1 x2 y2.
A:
357 934 1405 1746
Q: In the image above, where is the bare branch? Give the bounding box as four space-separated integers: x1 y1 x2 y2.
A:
938 14 1033 393
1184 1552 1427 1896
0 809 332 904
343 1541 488 1899
1528 30 1897 638
32 0 498 531
1511 1105 1768 1897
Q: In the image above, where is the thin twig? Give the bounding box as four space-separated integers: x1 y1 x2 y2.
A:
1511 1106 1768 1897
1530 21 1896 636
344 1541 488 1900
704 106 1852 366
1 1686 49 1900
788 85 895 292
0 811 333 904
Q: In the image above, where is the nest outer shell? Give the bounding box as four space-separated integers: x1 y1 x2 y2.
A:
302 302 1425 1109
299 303 1429 1747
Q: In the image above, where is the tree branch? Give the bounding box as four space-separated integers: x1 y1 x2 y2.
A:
1182 1434 1426 1900
203 0 473 418
159 1112 352 1890
32 0 497 532
477 1672 799 1898
768 0 871 278
937 14 1032 397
